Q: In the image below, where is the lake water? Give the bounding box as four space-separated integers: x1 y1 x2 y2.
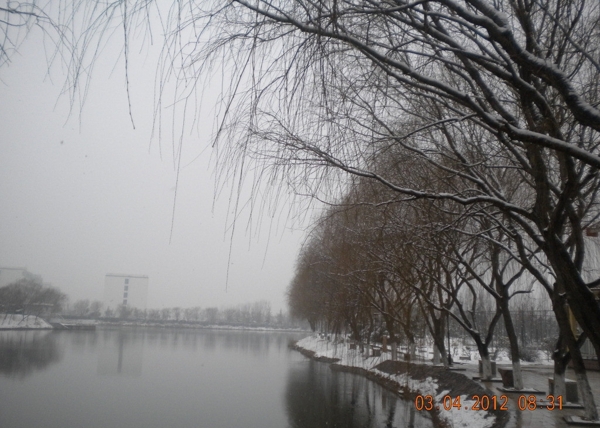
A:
0 328 432 428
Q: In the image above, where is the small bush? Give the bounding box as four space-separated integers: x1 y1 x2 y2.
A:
520 347 538 362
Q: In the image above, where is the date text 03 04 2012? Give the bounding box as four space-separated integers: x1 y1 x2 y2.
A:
414 394 564 411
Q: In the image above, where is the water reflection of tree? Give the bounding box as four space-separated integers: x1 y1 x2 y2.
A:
286 360 388 428
285 360 426 428
0 331 62 378
126 329 300 355
221 331 269 356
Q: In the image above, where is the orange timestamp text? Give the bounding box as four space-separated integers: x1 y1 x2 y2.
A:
414 394 564 411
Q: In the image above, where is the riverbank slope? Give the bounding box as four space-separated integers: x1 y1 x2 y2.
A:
0 314 53 329
293 335 508 428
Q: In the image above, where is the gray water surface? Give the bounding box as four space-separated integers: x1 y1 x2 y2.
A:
0 328 432 428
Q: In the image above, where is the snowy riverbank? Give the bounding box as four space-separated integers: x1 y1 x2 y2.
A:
294 335 506 428
1 315 309 332
98 320 308 332
0 314 53 329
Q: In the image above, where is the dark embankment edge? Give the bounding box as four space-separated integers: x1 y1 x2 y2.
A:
290 340 341 363
289 340 509 428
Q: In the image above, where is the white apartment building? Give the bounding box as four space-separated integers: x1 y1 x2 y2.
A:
103 274 149 310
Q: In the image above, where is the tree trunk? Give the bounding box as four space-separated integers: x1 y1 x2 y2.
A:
409 341 416 360
553 363 567 399
400 321 417 360
553 325 569 399
476 343 493 380
546 236 600 363
391 341 397 361
500 297 524 389
567 334 598 419
575 370 598 420
349 320 362 342
408 404 415 428
553 284 599 420
480 353 493 381
431 315 449 367
511 360 524 390
433 344 441 364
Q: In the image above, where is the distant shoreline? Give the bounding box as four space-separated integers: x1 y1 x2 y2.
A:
97 321 309 333
0 315 310 333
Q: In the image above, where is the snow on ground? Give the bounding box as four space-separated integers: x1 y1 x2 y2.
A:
297 335 392 368
438 395 497 428
0 314 53 329
296 335 497 428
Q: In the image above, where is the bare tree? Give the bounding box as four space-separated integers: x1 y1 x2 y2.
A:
89 300 103 318
0 278 66 318
187 0 600 372
72 299 90 317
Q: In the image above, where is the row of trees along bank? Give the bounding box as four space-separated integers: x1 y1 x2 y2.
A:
194 0 600 420
288 172 600 420
0 282 303 329
63 299 304 329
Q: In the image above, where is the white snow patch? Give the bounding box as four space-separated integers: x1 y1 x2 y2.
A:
0 314 52 329
443 396 494 428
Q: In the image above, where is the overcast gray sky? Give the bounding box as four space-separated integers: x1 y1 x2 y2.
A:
0 21 308 312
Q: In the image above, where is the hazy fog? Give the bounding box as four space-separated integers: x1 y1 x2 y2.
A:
0 26 306 312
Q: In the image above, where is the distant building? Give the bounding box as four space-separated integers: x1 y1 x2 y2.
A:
103 274 149 311
0 267 44 288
